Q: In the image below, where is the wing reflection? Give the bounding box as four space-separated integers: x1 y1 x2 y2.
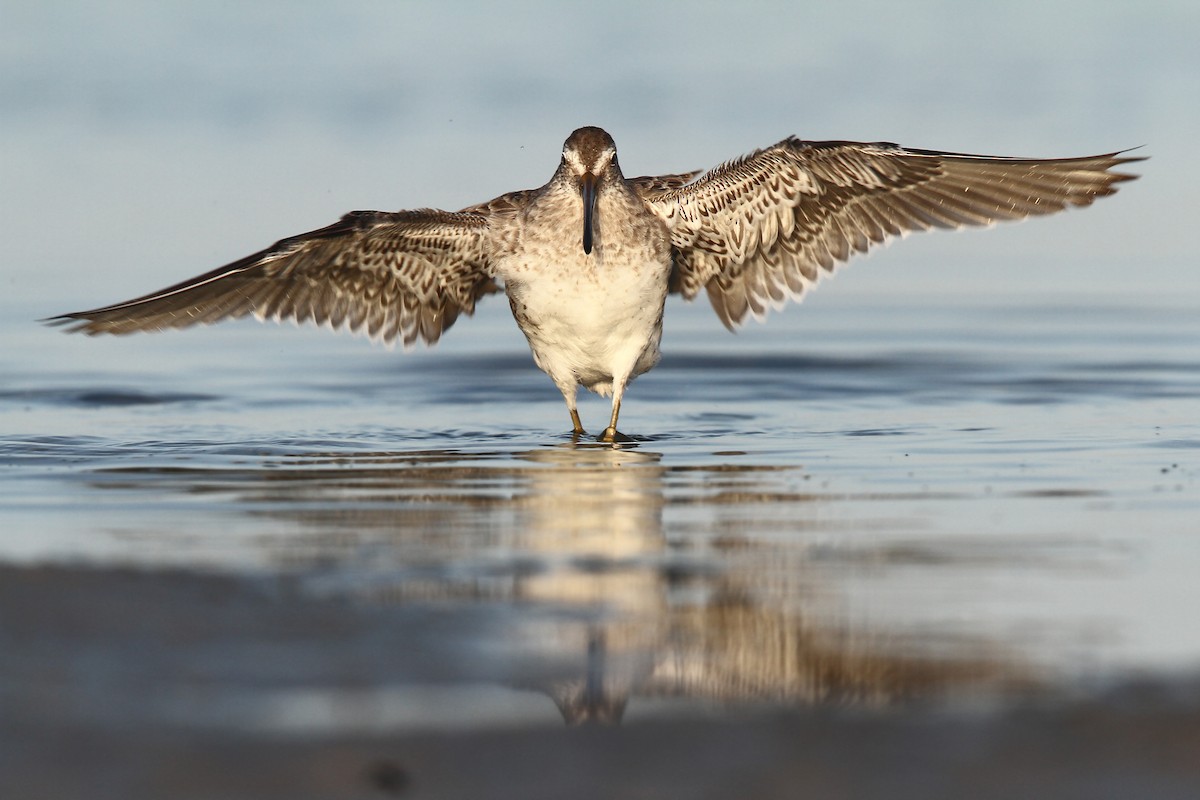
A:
87 444 1039 726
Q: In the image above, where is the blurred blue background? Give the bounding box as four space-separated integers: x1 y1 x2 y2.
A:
2 0 1189 321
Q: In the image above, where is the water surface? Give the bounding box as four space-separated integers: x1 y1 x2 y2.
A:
3 296 1197 731
2 9 1198 795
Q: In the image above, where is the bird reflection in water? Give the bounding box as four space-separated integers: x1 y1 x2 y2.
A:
89 443 1036 726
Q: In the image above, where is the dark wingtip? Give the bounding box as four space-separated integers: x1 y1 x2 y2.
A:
41 312 106 335
41 314 77 329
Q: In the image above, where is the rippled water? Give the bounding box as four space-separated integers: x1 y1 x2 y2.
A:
3 7 1199 773
3 295 1197 730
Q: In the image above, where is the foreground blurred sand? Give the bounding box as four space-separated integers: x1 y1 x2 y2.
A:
3 564 1198 800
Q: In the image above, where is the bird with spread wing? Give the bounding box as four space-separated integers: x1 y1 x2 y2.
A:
48 127 1142 441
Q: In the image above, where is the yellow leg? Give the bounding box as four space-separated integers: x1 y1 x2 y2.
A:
569 407 585 436
599 398 622 443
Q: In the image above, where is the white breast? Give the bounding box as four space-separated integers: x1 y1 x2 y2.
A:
493 181 674 396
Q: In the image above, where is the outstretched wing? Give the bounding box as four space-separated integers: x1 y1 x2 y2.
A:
46 209 502 347
630 171 704 195
641 139 1143 329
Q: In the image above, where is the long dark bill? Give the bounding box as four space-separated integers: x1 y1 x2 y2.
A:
581 172 597 255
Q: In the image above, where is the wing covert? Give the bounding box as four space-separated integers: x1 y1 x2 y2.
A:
645 139 1143 329
47 209 501 347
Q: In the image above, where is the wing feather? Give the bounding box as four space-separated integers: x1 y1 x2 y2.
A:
629 171 705 197
46 208 502 346
643 139 1143 329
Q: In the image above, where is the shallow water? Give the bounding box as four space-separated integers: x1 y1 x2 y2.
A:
3 294 1197 730
5 6 1200 797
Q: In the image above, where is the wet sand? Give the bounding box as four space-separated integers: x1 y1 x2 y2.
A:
3 563 1199 800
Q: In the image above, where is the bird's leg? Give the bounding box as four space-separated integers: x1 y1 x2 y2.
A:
598 395 630 443
559 382 586 438
569 407 586 437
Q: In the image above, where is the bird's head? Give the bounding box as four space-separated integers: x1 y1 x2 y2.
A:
561 127 619 255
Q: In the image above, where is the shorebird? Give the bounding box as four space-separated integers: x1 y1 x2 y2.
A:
49 127 1141 441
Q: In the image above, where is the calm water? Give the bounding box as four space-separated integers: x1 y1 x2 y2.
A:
2 0 1198 742
3 295 1197 730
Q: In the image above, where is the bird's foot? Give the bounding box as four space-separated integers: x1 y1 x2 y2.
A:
598 426 633 444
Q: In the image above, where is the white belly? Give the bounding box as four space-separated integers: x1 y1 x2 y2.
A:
509 256 668 395
493 188 673 397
